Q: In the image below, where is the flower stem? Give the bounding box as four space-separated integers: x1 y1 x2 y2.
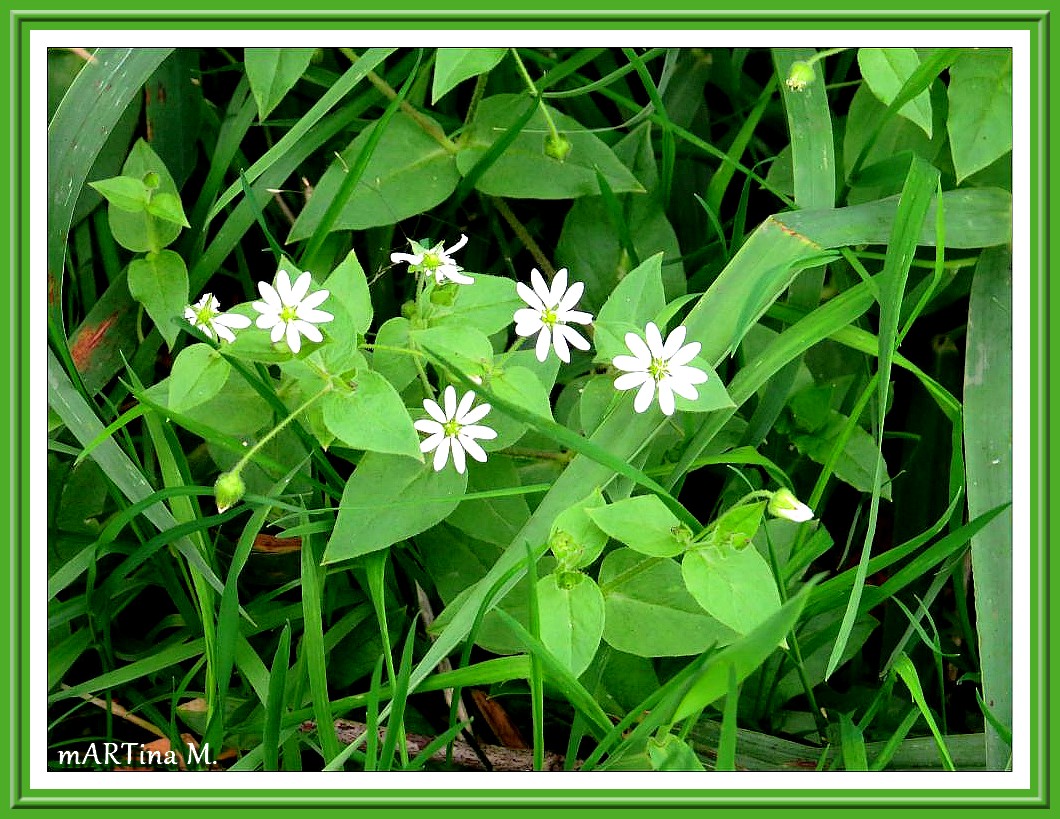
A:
230 382 333 476
509 47 562 145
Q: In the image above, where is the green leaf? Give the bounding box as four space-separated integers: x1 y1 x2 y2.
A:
288 112 459 239
323 452 468 563
482 366 554 450
432 47 507 104
168 344 230 413
431 274 521 337
549 488 609 570
857 48 933 137
110 139 183 252
648 733 706 772
681 540 783 639
87 175 148 213
536 572 605 678
372 317 418 393
412 324 493 379
592 252 666 363
672 357 735 414
323 248 373 335
456 94 644 199
145 192 190 228
708 500 768 551
322 371 422 460
599 548 736 657
964 247 1013 769
244 47 316 120
448 456 531 546
587 495 689 558
946 48 1013 183
672 584 813 722
127 250 189 350
792 411 893 500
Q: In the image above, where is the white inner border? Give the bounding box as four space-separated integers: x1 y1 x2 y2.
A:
31 28 1032 796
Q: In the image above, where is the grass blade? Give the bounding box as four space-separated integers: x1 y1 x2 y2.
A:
262 622 292 772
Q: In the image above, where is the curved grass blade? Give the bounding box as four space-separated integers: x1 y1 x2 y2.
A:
262 622 292 772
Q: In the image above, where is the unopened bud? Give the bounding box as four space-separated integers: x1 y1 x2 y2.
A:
768 488 814 522
214 470 246 512
544 133 573 162
786 61 815 92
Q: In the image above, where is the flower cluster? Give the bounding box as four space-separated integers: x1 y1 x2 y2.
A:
185 268 335 355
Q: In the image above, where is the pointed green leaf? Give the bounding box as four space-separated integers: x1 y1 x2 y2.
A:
323 248 373 335
432 47 507 103
110 139 183 252
592 252 666 363
536 572 605 678
588 494 689 558
87 175 148 213
857 48 933 137
145 191 190 228
549 488 609 570
245 47 316 120
168 344 230 412
946 48 1012 182
322 370 422 459
681 540 783 638
323 452 467 563
127 250 188 350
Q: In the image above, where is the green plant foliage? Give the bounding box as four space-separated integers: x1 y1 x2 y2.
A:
245 47 316 120
127 250 189 350
432 48 507 103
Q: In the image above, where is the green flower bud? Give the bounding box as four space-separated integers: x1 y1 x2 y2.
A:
400 300 418 320
767 488 813 522
785 61 815 92
555 570 585 591
142 171 161 189
214 470 246 512
430 283 457 306
549 530 584 570
544 133 573 162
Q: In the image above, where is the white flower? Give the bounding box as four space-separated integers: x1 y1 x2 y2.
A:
612 321 708 416
414 385 497 474
252 269 334 354
390 234 473 286
184 293 252 343
768 488 814 522
513 267 593 363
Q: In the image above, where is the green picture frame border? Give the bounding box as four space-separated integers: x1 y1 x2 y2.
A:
18 4 1047 810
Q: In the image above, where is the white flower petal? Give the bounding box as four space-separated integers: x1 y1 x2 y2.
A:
256 311 279 329
559 310 593 329
391 252 423 266
516 282 546 313
423 398 448 425
450 439 467 474
214 323 237 343
456 390 476 421
624 332 652 362
414 418 444 435
551 325 571 363
215 313 252 329
633 379 656 413
433 437 452 471
529 268 551 305
667 376 700 401
614 371 650 392
443 267 475 286
644 322 665 358
270 322 286 343
289 271 313 304
535 326 552 362
557 323 590 351
257 280 281 309
461 423 497 441
184 306 198 323
300 288 330 310
667 341 702 368
445 234 468 255
557 279 584 312
419 430 445 453
549 268 569 305
657 381 676 416
442 385 458 419
458 434 488 463
671 364 708 385
293 320 323 344
460 402 492 425
612 355 647 373
662 325 687 358
297 307 334 324
274 270 294 303
285 322 302 353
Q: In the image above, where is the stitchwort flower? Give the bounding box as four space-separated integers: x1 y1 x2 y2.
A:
252 269 334 355
391 234 473 286
414 385 497 474
612 321 708 416
513 267 593 363
184 293 252 343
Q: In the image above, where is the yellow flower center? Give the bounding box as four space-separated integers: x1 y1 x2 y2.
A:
195 306 215 326
422 251 440 270
541 306 559 328
280 305 299 323
442 419 462 437
648 357 669 382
